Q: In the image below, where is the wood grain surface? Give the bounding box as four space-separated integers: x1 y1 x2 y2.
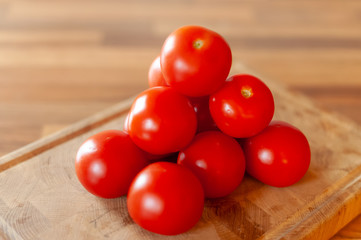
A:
1 63 361 239
0 0 361 238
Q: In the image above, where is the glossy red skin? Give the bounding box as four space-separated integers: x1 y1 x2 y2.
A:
75 130 148 198
189 96 218 133
123 112 170 161
148 55 167 88
160 25 232 97
127 162 204 235
241 121 311 187
209 74 275 138
178 131 245 198
128 86 197 155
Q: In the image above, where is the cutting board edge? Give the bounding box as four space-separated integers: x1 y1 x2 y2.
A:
0 96 135 172
259 164 361 240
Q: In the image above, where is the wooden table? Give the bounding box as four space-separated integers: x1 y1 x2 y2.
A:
0 0 360 238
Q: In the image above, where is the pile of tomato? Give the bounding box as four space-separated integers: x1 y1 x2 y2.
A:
75 25 311 235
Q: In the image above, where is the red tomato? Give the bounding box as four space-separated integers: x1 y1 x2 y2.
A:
189 96 218 133
241 121 311 187
209 74 274 138
160 25 232 97
127 162 204 235
128 86 197 155
148 55 167 88
178 131 245 198
75 130 148 198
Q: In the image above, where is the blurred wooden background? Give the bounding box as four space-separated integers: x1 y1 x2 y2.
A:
0 0 360 238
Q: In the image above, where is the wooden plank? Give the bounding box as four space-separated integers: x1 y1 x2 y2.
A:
332 216 361 239
1 65 361 239
0 30 103 44
6 1 253 22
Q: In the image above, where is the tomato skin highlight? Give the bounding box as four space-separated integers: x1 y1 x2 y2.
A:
178 131 246 198
128 86 197 155
127 162 204 235
209 74 275 138
161 25 232 97
241 121 311 187
123 112 130 132
75 130 148 198
148 55 167 88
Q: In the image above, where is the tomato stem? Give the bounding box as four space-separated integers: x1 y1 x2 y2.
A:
193 39 204 49
241 87 253 98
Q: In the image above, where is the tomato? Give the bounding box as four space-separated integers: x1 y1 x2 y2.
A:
148 55 167 88
209 74 274 138
178 131 245 198
128 86 197 155
127 162 204 235
189 96 218 133
75 130 148 198
160 25 232 97
241 121 311 187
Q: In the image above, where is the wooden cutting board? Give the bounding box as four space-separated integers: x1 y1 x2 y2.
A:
1 63 361 240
